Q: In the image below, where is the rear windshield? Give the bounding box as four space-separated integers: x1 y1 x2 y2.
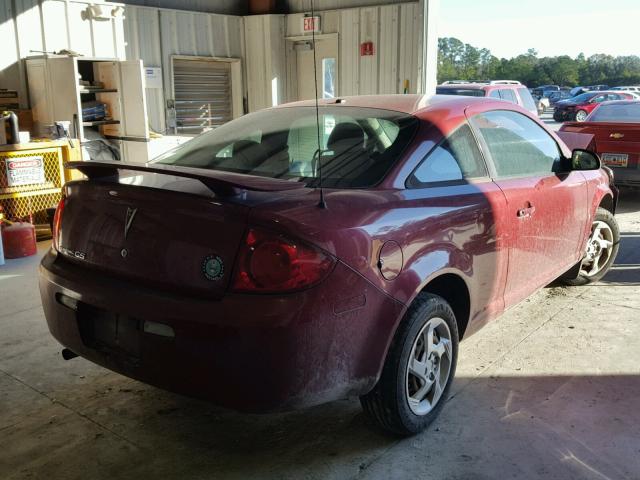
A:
153 106 418 188
436 87 486 97
589 103 640 123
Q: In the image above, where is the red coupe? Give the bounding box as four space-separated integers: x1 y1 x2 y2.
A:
40 95 619 435
560 100 640 188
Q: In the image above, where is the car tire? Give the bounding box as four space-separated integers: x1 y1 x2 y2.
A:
561 207 620 286
575 109 588 122
553 112 563 122
360 293 459 436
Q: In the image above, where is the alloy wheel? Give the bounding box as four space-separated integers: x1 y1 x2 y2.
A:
580 220 614 277
406 317 453 415
575 110 588 122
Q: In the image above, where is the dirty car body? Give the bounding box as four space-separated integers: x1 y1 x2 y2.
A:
40 95 616 415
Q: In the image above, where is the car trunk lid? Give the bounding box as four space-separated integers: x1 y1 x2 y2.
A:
561 123 640 169
58 162 307 298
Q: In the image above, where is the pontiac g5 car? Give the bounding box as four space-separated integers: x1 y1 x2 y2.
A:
40 95 619 435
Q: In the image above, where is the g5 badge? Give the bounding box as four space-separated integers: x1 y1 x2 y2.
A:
202 255 224 281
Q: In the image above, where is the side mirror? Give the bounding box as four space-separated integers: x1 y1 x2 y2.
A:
571 149 601 170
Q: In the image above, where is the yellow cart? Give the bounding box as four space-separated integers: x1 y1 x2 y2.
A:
0 140 81 234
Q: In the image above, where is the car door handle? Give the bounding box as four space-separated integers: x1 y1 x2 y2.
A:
517 205 535 218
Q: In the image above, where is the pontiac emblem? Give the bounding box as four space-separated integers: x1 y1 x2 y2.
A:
124 207 138 240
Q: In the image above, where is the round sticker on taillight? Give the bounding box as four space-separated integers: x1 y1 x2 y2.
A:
202 255 224 281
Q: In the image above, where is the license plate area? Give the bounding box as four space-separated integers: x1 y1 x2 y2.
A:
78 303 141 359
602 153 628 167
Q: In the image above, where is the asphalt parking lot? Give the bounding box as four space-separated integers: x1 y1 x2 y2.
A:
1 190 639 480
541 110 563 131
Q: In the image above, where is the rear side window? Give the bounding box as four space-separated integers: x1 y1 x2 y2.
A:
471 110 561 177
517 88 537 111
499 89 517 103
407 124 487 187
489 90 501 99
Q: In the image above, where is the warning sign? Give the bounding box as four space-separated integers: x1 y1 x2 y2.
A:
6 156 46 187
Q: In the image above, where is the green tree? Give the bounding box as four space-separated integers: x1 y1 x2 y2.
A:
436 37 640 88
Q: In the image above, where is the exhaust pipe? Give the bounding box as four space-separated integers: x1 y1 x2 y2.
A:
62 348 79 360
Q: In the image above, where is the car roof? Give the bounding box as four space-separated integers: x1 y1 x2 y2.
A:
277 94 510 116
593 99 640 106
436 83 521 90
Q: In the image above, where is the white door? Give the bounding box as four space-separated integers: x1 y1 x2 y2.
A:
295 37 338 101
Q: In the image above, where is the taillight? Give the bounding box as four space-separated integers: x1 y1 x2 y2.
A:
231 228 335 293
52 196 66 252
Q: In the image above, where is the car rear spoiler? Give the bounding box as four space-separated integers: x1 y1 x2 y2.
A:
66 161 306 197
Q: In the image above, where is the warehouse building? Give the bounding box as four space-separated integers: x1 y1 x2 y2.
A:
1 0 437 161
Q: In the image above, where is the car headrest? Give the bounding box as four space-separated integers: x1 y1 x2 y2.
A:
327 123 365 153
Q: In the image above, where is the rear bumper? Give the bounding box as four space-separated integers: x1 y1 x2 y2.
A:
39 250 404 412
610 167 640 188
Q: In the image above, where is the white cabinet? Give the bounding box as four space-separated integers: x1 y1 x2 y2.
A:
26 56 150 163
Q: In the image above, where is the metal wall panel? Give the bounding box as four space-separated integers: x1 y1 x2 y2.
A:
286 0 411 13
339 9 360 96
122 0 245 15
0 1 22 101
378 5 399 93
399 3 421 94
124 6 165 132
358 7 378 95
0 0 126 109
334 3 422 98
125 5 244 132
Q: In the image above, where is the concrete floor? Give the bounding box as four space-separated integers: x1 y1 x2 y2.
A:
1 192 639 480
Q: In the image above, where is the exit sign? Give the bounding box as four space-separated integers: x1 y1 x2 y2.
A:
302 16 320 33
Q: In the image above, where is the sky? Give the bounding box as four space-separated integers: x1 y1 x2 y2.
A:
438 0 640 59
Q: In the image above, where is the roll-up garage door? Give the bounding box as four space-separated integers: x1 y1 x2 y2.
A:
172 58 232 134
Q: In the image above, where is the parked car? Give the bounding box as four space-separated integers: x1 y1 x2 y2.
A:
436 80 539 116
611 86 640 92
568 85 609 97
553 91 635 122
549 90 573 106
40 94 619 436
532 85 560 98
560 100 640 187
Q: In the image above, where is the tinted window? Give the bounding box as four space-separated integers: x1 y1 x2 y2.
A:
517 88 537 111
499 89 517 103
589 103 640 123
436 87 486 97
592 95 608 103
408 124 487 187
472 110 561 177
571 92 596 103
154 106 418 188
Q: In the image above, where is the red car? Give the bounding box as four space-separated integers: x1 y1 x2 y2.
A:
40 95 619 435
437 80 539 117
553 91 635 122
560 100 640 187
